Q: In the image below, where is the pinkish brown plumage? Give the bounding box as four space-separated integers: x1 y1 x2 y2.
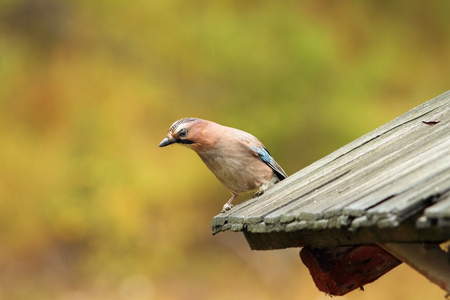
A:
159 118 287 213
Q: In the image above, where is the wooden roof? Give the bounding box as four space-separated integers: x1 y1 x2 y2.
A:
212 90 450 250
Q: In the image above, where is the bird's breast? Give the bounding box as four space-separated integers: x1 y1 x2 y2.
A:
196 149 274 194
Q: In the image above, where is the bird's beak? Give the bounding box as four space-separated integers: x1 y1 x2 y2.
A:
159 136 175 147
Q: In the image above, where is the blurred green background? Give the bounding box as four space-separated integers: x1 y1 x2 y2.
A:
0 0 449 299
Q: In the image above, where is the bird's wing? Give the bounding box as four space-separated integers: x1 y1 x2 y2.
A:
251 145 288 181
234 134 288 181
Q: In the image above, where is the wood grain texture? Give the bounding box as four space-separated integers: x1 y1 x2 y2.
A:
212 90 450 249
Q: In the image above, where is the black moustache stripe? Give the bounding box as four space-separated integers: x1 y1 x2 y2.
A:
178 139 194 144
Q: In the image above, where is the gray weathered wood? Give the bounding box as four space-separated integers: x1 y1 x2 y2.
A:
212 90 450 249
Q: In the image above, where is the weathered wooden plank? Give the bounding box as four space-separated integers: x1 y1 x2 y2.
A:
212 95 446 228
366 167 450 224
243 219 449 249
211 90 450 243
258 119 432 224
238 97 447 226
327 107 450 217
262 122 450 227
346 142 450 218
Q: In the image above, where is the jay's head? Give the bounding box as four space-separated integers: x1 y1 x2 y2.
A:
159 118 205 149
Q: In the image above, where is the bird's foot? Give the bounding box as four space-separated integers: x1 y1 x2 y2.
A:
253 190 265 198
222 194 237 213
221 203 233 213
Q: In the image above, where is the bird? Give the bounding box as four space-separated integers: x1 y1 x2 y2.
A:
158 118 288 213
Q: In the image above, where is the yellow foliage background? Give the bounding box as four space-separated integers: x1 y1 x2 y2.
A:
0 0 449 299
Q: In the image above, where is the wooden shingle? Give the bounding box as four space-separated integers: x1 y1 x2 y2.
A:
212 90 450 249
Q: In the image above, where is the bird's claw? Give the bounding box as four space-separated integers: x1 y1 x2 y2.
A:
253 190 264 198
221 203 233 213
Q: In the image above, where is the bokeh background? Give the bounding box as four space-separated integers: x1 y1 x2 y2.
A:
0 0 449 299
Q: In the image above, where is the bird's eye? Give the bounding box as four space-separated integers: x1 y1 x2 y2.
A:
178 128 187 138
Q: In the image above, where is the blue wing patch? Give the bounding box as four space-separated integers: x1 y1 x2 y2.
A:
251 145 288 180
251 146 271 164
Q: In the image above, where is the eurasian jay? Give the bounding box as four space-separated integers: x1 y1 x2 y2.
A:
159 118 288 213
